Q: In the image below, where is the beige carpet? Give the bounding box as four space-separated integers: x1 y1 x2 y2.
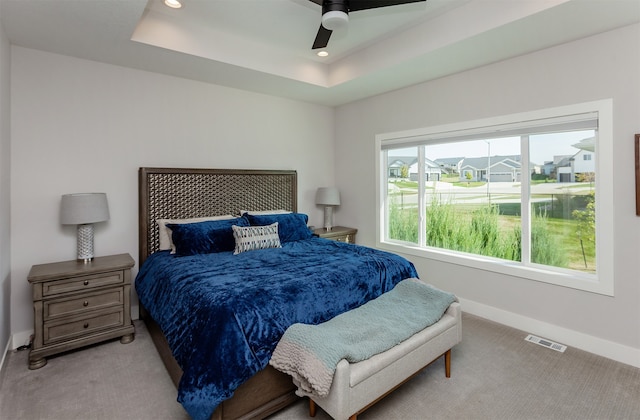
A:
0 320 188 420
1 314 639 420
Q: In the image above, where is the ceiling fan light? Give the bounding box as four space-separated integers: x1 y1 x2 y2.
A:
322 11 348 31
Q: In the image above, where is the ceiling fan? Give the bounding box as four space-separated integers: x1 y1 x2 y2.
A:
309 0 427 50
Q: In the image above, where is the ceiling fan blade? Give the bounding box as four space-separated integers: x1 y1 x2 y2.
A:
312 25 332 49
349 0 426 12
309 0 424 49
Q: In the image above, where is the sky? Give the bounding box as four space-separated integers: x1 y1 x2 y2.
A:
389 130 595 165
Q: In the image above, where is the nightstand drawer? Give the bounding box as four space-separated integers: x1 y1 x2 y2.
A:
44 289 124 319
42 271 123 297
44 309 124 345
331 233 356 243
314 226 358 244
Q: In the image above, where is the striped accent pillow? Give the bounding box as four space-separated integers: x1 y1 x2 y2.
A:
232 222 282 254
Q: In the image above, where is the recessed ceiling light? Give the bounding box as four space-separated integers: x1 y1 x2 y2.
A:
164 0 182 9
317 51 329 57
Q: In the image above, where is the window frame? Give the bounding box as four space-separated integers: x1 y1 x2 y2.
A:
375 99 614 296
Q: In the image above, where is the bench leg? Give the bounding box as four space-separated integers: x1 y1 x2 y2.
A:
310 398 357 420
309 399 316 417
444 349 452 378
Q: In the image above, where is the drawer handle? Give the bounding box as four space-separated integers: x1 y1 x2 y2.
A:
83 322 89 329
83 301 89 307
83 280 89 286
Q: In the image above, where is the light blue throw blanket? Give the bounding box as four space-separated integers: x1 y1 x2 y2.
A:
269 278 457 397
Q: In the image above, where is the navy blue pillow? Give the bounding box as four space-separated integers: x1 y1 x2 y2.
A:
245 213 312 243
168 217 250 256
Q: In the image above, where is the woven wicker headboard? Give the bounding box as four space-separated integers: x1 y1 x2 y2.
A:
138 167 297 265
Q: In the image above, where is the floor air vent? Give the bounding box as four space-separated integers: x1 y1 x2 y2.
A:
525 334 567 352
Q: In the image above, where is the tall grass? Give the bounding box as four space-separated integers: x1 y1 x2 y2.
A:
389 198 569 268
530 212 568 267
389 205 418 243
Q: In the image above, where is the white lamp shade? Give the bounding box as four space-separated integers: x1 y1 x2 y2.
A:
316 187 341 206
60 193 110 225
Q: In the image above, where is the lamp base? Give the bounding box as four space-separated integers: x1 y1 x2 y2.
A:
323 206 334 231
77 224 95 263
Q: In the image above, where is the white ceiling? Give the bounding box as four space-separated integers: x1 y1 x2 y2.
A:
2 0 639 106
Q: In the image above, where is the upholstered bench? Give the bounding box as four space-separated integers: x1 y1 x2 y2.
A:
297 301 462 420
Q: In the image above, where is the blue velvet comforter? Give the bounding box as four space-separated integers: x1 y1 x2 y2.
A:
135 238 417 420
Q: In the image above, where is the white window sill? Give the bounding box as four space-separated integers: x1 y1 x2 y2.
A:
377 240 612 296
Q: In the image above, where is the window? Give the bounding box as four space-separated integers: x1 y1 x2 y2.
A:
376 100 613 295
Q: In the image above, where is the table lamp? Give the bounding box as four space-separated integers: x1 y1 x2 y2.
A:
60 193 110 262
316 187 340 231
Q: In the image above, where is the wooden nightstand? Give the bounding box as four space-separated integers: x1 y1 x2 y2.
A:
27 253 135 369
314 226 358 244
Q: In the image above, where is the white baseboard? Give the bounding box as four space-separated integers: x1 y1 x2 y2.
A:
0 336 10 374
459 297 640 369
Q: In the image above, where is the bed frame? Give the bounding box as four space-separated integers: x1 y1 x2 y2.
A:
138 167 299 420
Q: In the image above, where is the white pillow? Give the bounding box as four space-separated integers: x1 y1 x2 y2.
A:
157 215 236 253
239 210 291 216
232 223 282 254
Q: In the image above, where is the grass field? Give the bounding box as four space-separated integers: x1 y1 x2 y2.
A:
495 214 595 272
388 200 595 274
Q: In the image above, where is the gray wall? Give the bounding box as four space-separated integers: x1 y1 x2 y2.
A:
0 3 11 355
9 47 335 337
334 24 640 364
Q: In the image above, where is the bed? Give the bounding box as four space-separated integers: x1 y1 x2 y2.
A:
136 167 419 420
